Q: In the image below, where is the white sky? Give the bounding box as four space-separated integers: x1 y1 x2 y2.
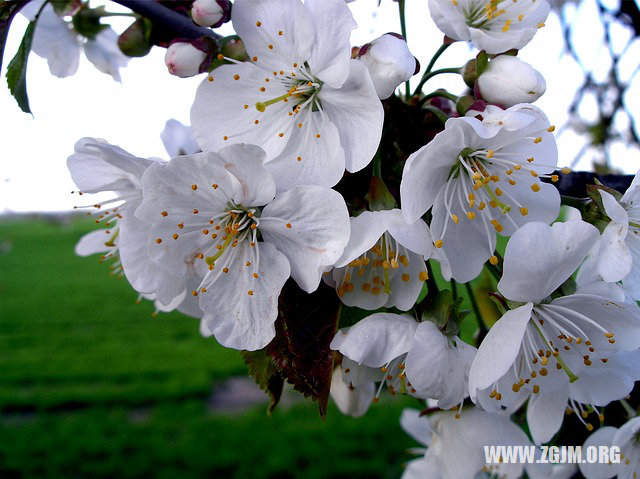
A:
0 0 638 212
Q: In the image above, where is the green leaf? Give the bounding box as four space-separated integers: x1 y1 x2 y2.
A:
476 50 488 76
72 6 108 40
6 20 36 114
1 0 28 73
241 349 284 415
266 280 341 419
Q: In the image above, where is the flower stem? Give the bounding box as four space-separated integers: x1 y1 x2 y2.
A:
418 90 458 107
423 105 449 124
413 43 451 95
465 282 487 342
450 280 458 300
397 0 410 98
620 398 637 418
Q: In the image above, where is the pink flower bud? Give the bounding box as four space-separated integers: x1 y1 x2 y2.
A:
164 42 207 78
191 0 229 28
477 55 546 108
358 33 416 99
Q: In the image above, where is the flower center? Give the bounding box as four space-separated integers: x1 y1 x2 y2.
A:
204 205 260 269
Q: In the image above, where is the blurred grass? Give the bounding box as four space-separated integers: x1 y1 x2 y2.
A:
0 216 416 478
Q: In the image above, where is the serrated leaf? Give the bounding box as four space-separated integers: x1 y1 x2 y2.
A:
266 280 341 420
241 349 284 415
6 20 36 114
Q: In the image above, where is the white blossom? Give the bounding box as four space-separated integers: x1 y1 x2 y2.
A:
329 364 375 418
400 408 531 479
190 0 384 191
331 313 476 409
22 1 128 81
468 221 640 437
579 417 640 479
477 55 546 107
400 104 560 283
329 209 433 311
135 144 350 350
160 119 200 158
191 0 225 27
428 0 550 54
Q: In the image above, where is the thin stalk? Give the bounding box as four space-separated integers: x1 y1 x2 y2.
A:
620 398 637 418
465 282 488 342
450 280 458 300
414 43 451 95
397 0 410 97
423 105 449 124
415 67 461 92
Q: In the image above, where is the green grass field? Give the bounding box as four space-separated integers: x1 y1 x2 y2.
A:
0 216 417 478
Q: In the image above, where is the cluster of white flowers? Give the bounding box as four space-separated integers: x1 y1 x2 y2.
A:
62 0 638 477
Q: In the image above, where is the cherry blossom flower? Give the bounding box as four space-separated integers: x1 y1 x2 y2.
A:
401 104 560 283
592 171 640 300
190 0 384 191
329 209 433 311
400 408 531 479
68 138 195 314
135 144 350 350
469 221 640 422
22 1 128 81
579 417 640 479
428 0 550 54
331 313 476 409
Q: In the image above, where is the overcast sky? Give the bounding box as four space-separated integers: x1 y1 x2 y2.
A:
0 0 638 212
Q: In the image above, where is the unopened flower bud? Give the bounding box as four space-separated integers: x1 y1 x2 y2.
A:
191 0 230 28
164 42 207 78
358 33 417 99
477 55 546 108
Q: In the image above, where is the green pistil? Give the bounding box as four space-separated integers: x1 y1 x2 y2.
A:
205 230 238 266
533 322 579 383
255 92 292 112
104 228 119 247
629 221 640 229
482 183 512 214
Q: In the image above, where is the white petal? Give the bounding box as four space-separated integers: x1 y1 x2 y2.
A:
217 144 276 206
549 295 640 352
83 27 129 82
30 5 81 78
340 357 385 387
469 303 534 399
160 119 200 158
399 408 433 447
330 313 417 367
400 124 464 223
260 185 350 292
74 229 112 256
526 384 569 445
601 190 629 225
621 170 640 206
330 366 374 418
378 209 435 258
67 138 153 194
385 250 427 311
231 0 315 72
264 109 346 191
498 221 600 303
199 241 290 351
317 60 384 173
305 0 356 88
579 426 619 479
334 212 388 268
597 222 632 283
429 178 494 283
190 62 294 158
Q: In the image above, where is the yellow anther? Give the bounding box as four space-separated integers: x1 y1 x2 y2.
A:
434 240 443 248
451 214 459 224
520 207 528 216
531 183 541 192
402 274 410 282
419 271 429 281
561 167 571 174
489 255 498 265
486 150 494 159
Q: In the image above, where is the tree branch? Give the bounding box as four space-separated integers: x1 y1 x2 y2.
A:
111 0 221 42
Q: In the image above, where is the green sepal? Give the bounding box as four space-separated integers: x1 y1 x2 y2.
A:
366 176 397 211
71 5 108 40
118 17 153 57
475 50 488 76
